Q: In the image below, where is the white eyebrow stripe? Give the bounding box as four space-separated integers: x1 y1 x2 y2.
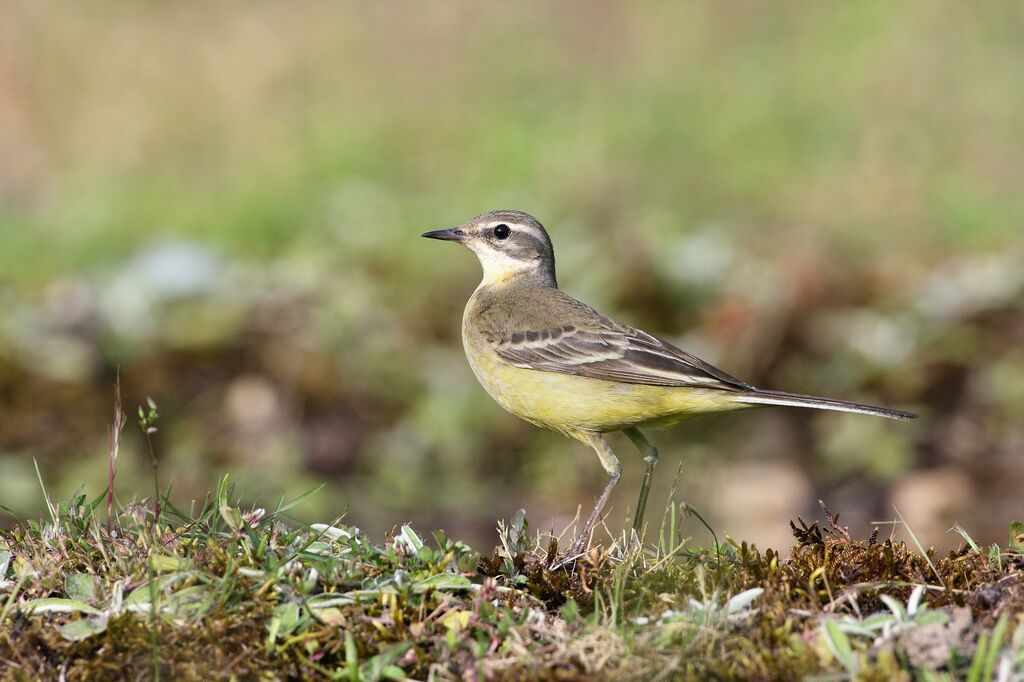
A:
486 221 547 242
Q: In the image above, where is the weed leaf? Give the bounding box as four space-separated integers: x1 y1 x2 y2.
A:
20 598 102 616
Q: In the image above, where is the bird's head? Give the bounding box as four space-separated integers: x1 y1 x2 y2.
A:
422 210 556 286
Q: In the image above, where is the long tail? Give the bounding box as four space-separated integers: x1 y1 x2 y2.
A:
733 389 917 421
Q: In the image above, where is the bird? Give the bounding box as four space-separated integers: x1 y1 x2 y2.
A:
422 210 917 563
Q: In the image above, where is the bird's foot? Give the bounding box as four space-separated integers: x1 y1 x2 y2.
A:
551 536 589 570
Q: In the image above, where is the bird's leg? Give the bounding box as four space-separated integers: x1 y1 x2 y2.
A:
624 427 658 537
557 432 621 566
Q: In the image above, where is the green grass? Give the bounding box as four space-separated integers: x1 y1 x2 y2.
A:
2 473 1022 679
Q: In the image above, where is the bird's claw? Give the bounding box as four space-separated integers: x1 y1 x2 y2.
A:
551 538 589 570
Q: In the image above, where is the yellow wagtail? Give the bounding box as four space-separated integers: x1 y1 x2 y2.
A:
423 210 916 561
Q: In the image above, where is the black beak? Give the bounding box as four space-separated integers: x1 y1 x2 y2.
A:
421 227 466 242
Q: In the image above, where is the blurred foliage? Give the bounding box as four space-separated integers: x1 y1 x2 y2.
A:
1 2 1022 548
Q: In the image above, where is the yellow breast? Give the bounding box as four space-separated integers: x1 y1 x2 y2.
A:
461 314 746 436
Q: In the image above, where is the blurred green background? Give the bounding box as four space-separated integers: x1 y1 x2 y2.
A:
2 2 1022 551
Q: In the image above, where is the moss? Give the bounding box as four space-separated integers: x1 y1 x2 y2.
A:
1 489 1021 680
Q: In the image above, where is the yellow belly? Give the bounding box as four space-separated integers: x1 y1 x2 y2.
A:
463 339 749 436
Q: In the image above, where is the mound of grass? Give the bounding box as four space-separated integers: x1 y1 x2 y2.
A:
1 473 1022 680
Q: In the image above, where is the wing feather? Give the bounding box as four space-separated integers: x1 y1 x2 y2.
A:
492 323 752 391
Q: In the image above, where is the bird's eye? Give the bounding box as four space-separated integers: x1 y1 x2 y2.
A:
493 224 511 240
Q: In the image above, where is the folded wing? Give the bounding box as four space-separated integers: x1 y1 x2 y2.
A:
492 323 753 391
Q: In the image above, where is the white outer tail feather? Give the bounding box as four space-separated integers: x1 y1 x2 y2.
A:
734 389 917 421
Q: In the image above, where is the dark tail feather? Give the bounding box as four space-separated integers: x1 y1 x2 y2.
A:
734 389 917 421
